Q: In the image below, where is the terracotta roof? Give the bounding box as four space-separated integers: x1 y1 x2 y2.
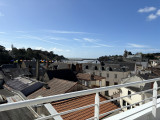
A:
27 78 77 99
52 94 119 120
77 73 105 81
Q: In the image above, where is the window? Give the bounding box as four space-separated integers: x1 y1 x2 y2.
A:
82 80 85 85
107 73 109 78
106 81 109 86
85 66 89 69
95 66 98 70
114 74 117 78
123 100 126 106
127 103 131 110
99 81 102 87
105 91 109 96
99 73 102 76
128 90 131 98
85 81 88 86
151 82 154 89
54 65 58 70
102 67 105 70
114 82 118 85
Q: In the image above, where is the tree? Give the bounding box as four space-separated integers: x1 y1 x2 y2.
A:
0 45 13 65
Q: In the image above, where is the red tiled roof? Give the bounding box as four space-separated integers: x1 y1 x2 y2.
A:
77 73 105 81
27 78 77 99
52 94 118 120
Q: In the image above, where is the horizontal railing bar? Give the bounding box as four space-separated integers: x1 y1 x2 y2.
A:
35 103 95 120
157 94 160 97
86 116 97 120
0 77 160 112
100 89 153 105
99 97 153 117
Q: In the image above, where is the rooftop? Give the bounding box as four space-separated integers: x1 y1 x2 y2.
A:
77 73 105 81
52 94 118 120
28 78 78 99
5 76 44 96
0 77 160 120
0 88 36 120
46 69 78 82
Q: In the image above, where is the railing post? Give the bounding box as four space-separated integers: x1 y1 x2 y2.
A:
152 81 158 118
94 92 99 120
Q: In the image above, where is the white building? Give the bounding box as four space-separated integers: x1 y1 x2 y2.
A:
120 74 159 111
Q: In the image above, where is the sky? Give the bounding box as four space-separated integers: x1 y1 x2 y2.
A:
0 0 160 58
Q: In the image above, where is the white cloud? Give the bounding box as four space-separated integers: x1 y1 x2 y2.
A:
83 38 97 42
18 35 64 46
156 9 160 16
137 7 160 21
82 45 101 48
127 43 148 48
16 31 28 33
6 48 11 50
35 47 70 53
0 12 4 16
147 14 157 20
52 48 70 52
73 38 82 42
74 38 112 48
73 38 98 43
35 47 46 51
129 48 160 53
48 37 68 41
47 30 89 34
0 32 6 34
95 43 112 47
138 7 156 13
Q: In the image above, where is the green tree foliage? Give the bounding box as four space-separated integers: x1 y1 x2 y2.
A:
0 45 66 65
143 53 156 60
98 55 123 62
0 45 12 65
11 47 66 60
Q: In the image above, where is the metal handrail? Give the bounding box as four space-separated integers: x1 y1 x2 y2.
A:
100 88 153 105
35 103 95 120
0 77 160 120
0 77 160 112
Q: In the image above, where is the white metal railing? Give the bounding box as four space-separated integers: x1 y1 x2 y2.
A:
0 77 160 120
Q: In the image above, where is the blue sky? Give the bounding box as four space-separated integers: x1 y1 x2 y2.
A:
0 0 160 58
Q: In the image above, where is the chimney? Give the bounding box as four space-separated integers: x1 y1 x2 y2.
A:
44 84 50 89
46 61 48 70
36 60 39 80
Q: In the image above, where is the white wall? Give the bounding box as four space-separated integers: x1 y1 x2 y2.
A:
120 87 142 111
84 69 130 96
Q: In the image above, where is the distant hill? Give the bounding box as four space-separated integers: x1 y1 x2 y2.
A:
0 45 66 65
